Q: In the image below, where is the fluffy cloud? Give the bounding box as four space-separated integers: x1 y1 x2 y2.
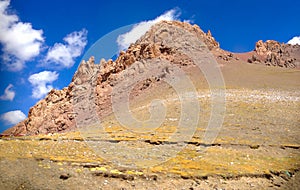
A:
287 36 300 45
0 84 15 101
0 0 44 71
117 9 180 50
44 29 88 68
28 71 59 99
1 110 26 125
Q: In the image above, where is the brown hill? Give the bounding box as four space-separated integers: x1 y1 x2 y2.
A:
2 20 300 136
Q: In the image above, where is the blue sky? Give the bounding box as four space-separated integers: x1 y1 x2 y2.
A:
0 0 299 133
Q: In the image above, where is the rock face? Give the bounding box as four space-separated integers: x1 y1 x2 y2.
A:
2 21 300 136
247 40 300 68
3 87 75 136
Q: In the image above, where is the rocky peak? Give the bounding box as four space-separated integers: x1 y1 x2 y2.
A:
136 21 220 50
72 56 100 85
247 40 300 68
255 40 282 56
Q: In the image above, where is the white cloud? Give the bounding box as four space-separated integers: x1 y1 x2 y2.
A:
287 36 300 45
117 9 181 50
0 84 15 101
0 0 44 71
183 19 193 24
1 110 26 125
28 71 59 99
44 29 88 68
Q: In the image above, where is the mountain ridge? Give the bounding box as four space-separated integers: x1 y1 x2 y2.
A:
2 20 300 136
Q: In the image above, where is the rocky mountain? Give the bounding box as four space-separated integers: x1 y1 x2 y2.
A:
2 20 300 136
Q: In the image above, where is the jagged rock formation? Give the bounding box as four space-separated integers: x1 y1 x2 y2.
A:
3 87 75 135
2 21 300 136
247 40 300 68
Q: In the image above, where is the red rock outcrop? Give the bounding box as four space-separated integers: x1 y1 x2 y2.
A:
3 87 75 136
247 40 300 68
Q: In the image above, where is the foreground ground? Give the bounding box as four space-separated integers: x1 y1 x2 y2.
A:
1 62 299 189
